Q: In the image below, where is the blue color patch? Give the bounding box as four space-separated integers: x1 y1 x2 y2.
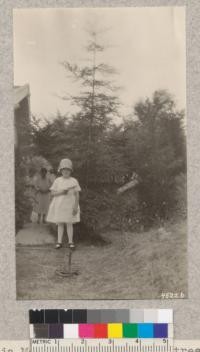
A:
138 323 154 338
153 324 168 338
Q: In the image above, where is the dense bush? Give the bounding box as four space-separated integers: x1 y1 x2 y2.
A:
80 188 111 232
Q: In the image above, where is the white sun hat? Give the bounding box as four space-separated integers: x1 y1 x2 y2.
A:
58 158 73 172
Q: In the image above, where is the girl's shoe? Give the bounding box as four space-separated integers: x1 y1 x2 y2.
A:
69 243 75 249
55 243 62 249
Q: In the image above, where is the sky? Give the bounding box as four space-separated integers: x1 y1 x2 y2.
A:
13 7 186 122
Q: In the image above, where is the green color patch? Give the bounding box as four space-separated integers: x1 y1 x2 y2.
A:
123 323 138 338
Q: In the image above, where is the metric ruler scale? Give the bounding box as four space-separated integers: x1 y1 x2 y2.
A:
31 339 173 352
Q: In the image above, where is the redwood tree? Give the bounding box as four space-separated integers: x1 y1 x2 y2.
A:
60 29 120 186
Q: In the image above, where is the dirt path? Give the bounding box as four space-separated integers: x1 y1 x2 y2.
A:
16 223 55 246
16 221 187 300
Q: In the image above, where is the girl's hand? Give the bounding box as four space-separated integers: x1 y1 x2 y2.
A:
62 189 69 195
72 207 78 216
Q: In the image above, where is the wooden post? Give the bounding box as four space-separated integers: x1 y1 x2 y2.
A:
55 246 79 278
68 248 72 274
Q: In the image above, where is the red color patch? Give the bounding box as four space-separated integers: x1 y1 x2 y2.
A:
94 324 108 338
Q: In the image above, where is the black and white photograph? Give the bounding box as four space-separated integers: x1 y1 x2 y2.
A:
14 7 187 300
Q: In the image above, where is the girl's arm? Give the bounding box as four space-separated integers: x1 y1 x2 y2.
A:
51 186 76 197
51 189 66 197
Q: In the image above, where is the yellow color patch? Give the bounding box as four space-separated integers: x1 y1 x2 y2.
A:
108 323 123 338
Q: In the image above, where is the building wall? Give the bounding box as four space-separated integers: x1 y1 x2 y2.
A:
14 95 30 153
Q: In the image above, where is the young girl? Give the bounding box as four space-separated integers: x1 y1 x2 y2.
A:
34 167 51 224
46 158 81 249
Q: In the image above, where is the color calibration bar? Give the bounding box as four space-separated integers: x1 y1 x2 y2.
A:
29 309 173 324
30 322 173 339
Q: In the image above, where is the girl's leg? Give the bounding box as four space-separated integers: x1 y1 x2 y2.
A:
66 223 73 244
57 223 65 244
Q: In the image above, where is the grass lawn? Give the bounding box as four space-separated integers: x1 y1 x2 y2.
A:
16 220 187 300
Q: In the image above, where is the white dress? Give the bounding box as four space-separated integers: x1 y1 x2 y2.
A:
46 176 81 224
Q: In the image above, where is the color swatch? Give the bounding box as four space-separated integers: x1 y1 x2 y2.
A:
30 323 170 339
29 309 173 340
29 309 173 324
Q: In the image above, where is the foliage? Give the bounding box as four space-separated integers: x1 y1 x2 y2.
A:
26 155 52 176
15 152 32 232
31 89 186 233
80 187 113 231
122 90 186 224
15 101 33 232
